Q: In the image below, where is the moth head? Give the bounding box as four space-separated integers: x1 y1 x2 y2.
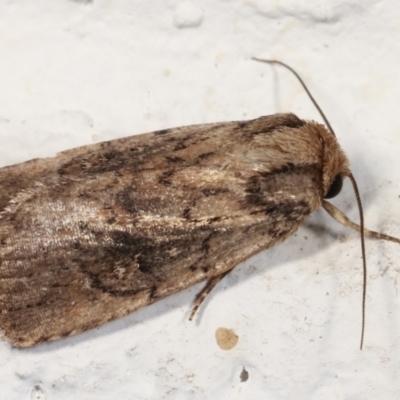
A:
315 123 350 200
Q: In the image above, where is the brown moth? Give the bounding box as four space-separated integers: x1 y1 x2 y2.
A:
0 60 399 348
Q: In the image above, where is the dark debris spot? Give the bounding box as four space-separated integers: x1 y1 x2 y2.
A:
240 367 249 382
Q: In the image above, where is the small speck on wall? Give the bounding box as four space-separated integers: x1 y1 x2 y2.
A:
215 327 239 350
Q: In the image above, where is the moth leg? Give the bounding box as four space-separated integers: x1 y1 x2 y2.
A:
322 200 400 244
189 271 231 321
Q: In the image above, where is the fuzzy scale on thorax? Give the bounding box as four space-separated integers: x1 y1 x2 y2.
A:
0 113 349 346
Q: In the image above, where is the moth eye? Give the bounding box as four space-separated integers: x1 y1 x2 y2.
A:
324 174 343 199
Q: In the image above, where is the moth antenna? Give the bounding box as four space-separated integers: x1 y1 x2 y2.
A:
252 58 336 137
348 173 367 350
254 57 368 349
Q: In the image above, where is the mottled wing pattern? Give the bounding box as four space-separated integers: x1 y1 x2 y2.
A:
0 114 323 346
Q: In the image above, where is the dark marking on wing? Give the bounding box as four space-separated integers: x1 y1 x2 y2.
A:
245 163 320 210
116 190 138 215
165 156 185 163
201 230 218 253
153 129 169 136
237 113 305 137
158 170 175 185
174 141 187 151
201 188 230 197
196 152 215 162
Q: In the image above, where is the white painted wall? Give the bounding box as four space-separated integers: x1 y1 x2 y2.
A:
1 1 400 399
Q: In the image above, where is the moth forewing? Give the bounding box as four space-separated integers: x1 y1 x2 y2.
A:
0 113 346 347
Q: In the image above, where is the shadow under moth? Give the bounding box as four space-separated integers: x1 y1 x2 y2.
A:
0 59 399 349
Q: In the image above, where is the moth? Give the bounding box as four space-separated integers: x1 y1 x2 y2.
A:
0 59 398 348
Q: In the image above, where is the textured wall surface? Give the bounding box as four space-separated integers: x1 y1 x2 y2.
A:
1 1 400 399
